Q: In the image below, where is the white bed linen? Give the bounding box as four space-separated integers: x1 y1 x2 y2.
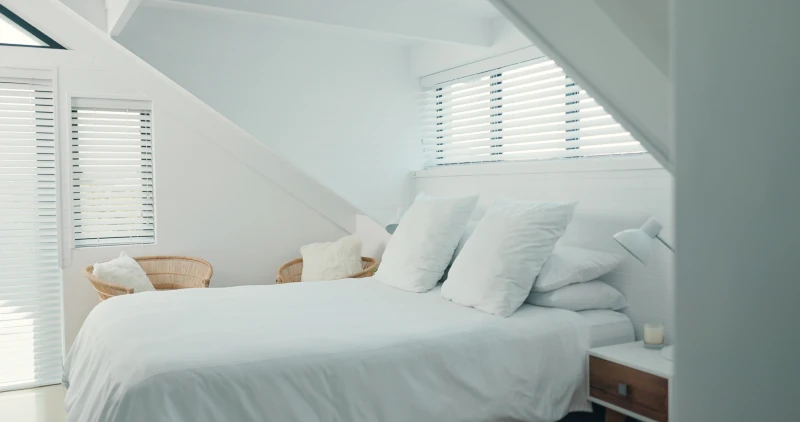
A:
577 309 635 348
64 278 591 422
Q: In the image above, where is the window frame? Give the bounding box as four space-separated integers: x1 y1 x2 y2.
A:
0 66 64 391
419 47 646 170
65 95 157 249
0 4 65 50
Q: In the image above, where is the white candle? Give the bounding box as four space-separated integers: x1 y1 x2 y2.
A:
644 323 665 345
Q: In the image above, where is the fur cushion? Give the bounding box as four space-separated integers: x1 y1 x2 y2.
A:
93 252 155 293
300 235 363 281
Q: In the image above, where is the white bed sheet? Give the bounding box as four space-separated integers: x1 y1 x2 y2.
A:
64 279 592 422
577 309 635 348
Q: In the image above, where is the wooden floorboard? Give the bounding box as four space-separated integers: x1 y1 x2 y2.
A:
558 404 608 422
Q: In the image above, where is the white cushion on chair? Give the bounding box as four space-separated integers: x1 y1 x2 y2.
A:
300 235 364 281
93 252 156 293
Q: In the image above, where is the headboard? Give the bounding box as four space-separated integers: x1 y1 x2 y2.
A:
413 155 674 342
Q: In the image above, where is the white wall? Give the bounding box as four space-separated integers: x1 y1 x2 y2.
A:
415 156 674 341
2 0 359 349
355 215 391 262
115 5 422 223
673 1 799 420
410 18 531 78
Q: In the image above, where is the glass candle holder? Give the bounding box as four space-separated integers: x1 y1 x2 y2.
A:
643 323 665 349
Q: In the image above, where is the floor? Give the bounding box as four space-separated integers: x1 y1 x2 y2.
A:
0 385 605 422
559 405 606 422
0 385 66 422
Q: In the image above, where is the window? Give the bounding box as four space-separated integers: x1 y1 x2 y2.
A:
71 98 155 247
0 67 62 390
422 57 645 168
0 4 65 49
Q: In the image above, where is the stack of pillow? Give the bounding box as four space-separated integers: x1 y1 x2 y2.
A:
374 193 626 317
525 246 626 311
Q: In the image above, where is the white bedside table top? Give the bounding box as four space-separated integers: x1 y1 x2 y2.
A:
589 341 673 379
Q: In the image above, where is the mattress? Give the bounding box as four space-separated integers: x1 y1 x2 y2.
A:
578 309 635 348
64 279 592 422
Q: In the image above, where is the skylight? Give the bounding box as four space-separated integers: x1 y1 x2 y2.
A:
0 14 44 46
0 5 64 49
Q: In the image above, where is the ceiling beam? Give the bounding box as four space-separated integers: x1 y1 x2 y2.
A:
107 0 143 35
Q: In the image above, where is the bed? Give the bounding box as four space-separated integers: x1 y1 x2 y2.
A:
63 278 633 422
578 309 635 348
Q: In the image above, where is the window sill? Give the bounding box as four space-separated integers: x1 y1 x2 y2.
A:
413 154 664 178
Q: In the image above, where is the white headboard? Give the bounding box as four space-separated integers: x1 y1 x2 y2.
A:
413 155 674 342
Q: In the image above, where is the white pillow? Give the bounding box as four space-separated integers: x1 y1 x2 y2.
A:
93 252 155 293
441 196 576 317
527 280 627 311
440 221 478 282
532 246 624 293
375 193 478 293
300 235 363 282
454 221 478 258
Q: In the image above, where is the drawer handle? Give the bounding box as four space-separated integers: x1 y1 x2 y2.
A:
617 383 628 396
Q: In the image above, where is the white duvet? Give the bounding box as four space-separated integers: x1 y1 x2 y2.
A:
64 278 591 422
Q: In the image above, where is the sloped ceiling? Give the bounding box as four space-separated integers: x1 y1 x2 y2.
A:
137 0 500 46
59 0 107 31
23 0 364 232
595 0 669 76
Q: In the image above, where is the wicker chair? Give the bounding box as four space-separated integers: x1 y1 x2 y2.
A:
276 257 378 284
84 256 213 301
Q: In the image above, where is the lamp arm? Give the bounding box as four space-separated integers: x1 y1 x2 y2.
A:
656 234 675 253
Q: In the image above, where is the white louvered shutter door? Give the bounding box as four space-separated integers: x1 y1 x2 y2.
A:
71 98 155 247
422 58 646 167
0 67 62 391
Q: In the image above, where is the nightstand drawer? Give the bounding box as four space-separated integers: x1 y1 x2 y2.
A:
589 356 669 421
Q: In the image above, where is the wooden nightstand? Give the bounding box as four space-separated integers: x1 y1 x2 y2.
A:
588 341 673 422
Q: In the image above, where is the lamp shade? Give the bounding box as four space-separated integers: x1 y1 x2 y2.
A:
613 217 664 264
614 228 655 264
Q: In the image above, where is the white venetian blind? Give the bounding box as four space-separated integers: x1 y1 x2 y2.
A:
71 98 155 247
422 58 646 168
0 67 62 391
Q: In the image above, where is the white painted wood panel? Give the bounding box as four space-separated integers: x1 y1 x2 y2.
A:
414 156 674 341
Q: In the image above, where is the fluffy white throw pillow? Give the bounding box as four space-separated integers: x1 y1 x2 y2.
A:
439 221 478 282
441 196 576 317
300 235 364 282
93 252 155 293
527 280 627 311
530 246 624 293
375 193 478 293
